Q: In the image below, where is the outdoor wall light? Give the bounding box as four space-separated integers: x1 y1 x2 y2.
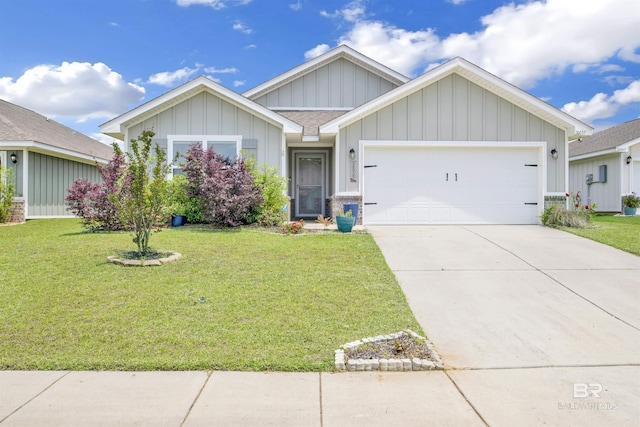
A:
627 155 633 165
10 152 17 164
550 148 558 160
349 148 356 161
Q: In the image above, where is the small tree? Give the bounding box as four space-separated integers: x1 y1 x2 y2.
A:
0 165 15 223
113 130 169 257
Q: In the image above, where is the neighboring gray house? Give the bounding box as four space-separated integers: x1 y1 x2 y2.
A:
0 99 113 220
569 118 640 212
101 45 591 225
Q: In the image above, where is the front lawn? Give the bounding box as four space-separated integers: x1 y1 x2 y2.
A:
0 219 421 371
561 215 640 256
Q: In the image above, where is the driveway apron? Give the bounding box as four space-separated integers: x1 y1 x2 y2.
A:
369 225 640 426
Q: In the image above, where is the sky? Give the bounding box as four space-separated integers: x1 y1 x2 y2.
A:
0 0 639 145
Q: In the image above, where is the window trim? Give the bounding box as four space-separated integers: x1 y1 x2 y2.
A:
167 135 242 177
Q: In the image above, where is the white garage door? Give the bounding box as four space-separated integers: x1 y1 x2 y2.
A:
363 145 541 225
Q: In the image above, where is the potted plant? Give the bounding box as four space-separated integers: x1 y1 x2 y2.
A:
335 209 354 233
622 192 639 216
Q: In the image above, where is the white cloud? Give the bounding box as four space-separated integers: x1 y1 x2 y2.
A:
203 66 238 74
244 44 257 49
0 62 144 122
233 80 246 87
312 0 640 89
233 21 253 34
147 67 198 86
447 0 468 4
320 0 365 22
304 44 330 60
562 79 640 123
176 0 251 9
289 1 302 11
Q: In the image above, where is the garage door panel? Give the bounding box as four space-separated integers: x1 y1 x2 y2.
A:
363 145 541 225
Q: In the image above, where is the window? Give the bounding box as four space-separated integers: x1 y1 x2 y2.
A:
167 135 242 177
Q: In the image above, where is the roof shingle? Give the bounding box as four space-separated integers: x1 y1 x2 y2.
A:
0 99 113 160
569 118 640 157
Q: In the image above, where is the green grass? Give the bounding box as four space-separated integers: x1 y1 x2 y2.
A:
0 219 422 371
560 215 640 256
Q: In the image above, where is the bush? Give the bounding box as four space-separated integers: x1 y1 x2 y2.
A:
246 157 288 226
66 146 127 231
183 145 263 227
622 192 640 208
166 174 189 216
0 165 15 223
541 191 596 228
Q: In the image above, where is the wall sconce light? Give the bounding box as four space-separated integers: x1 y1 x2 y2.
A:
550 148 558 160
627 155 633 165
10 152 17 164
349 148 356 161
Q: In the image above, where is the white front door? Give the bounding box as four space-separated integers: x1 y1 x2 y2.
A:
295 153 325 217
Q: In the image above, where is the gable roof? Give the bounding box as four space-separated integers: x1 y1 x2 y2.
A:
569 118 640 158
242 45 410 101
0 99 113 161
320 57 593 136
276 110 347 138
100 76 303 140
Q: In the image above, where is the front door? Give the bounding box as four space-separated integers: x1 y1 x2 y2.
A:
295 153 325 217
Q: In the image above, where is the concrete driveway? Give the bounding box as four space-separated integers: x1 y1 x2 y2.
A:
369 225 640 426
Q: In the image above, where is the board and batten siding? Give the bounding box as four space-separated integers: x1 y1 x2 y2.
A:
339 73 566 193
252 58 399 109
127 91 283 169
569 154 621 212
28 152 101 217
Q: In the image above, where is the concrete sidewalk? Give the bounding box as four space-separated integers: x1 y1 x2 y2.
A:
1 370 483 426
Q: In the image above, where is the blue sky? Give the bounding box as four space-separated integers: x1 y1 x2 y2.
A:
1 0 638 144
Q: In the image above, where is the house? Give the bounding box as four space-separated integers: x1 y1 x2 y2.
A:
0 99 113 221
101 45 591 225
568 118 639 213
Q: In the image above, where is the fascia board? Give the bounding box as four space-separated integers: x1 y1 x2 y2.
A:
0 140 109 164
616 137 640 151
569 148 618 161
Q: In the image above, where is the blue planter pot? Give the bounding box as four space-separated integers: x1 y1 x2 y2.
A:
336 216 354 233
623 207 637 216
171 215 186 227
343 203 359 226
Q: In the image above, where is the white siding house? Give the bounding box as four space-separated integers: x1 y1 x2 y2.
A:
569 119 640 212
101 45 592 225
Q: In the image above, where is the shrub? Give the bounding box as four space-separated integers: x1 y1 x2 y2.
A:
622 192 640 208
246 157 288 226
112 129 170 257
0 165 15 223
166 174 189 216
541 191 596 228
66 146 127 231
280 220 305 235
183 145 263 227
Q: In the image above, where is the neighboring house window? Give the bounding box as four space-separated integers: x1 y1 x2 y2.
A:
167 135 242 176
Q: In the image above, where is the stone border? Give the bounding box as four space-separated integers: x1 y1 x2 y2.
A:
335 329 444 372
107 252 182 267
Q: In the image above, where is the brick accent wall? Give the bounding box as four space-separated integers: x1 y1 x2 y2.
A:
544 195 567 210
330 195 363 225
7 199 25 223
